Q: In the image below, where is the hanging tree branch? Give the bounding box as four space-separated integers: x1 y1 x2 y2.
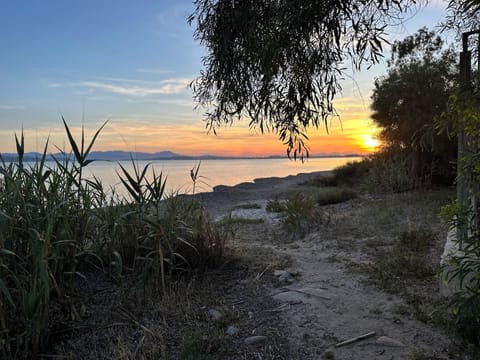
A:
189 0 422 159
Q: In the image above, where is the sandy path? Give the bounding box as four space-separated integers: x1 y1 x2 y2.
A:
201 172 451 359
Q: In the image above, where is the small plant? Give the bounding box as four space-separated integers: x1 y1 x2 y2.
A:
266 197 286 213
280 192 323 237
316 188 356 206
398 227 435 253
367 227 437 293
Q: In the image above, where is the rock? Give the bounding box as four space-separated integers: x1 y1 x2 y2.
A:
375 336 406 347
273 291 306 304
296 287 332 300
226 325 239 336
273 287 332 304
208 308 223 322
274 270 295 283
244 335 268 346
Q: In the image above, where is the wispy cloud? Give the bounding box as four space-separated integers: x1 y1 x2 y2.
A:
49 77 192 97
0 104 26 110
135 68 175 75
80 78 191 96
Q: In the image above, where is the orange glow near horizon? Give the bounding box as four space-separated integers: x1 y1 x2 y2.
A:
0 101 380 157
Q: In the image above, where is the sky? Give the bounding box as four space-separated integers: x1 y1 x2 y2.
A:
0 0 449 157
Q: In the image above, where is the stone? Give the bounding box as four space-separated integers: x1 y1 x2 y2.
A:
375 336 406 347
244 335 268 346
226 325 239 336
273 290 306 304
296 287 332 300
208 308 223 322
274 270 295 283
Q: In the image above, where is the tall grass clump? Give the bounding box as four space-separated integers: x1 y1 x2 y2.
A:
280 192 324 237
364 151 421 193
0 122 223 358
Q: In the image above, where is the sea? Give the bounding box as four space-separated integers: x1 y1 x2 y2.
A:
84 156 362 197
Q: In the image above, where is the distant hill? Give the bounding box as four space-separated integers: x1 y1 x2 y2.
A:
0 150 183 162
0 150 363 163
83 150 182 161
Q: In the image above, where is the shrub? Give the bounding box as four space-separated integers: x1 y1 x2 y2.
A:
316 188 356 206
266 198 286 213
280 192 323 237
331 159 371 186
364 151 419 193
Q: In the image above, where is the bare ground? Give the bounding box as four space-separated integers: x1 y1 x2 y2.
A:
48 172 461 359
199 172 458 359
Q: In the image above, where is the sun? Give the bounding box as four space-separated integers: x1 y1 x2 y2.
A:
362 134 381 152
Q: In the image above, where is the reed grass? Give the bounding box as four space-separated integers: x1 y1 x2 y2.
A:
0 121 223 358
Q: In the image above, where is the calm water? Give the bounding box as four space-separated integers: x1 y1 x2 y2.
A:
85 157 362 197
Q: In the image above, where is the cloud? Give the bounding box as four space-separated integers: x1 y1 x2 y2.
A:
79 78 191 96
0 104 26 110
48 77 193 96
135 68 175 75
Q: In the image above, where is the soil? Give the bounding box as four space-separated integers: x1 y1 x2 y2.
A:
198 172 456 359
47 171 460 359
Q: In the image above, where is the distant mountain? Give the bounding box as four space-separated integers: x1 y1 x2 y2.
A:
85 150 182 161
0 150 363 163
0 150 184 162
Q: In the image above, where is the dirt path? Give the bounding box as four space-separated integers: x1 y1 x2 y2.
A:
201 173 452 359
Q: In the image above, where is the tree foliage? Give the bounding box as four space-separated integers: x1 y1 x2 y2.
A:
444 0 480 35
188 0 420 158
370 28 458 184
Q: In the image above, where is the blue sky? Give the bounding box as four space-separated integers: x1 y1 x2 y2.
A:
0 0 449 156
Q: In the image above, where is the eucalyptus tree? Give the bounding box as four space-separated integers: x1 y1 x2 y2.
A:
189 0 422 158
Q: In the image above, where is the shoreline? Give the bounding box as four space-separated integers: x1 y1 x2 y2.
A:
197 170 332 218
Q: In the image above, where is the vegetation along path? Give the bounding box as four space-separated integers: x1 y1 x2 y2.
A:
201 172 457 359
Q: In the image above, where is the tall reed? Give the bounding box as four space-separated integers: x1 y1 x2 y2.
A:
0 121 224 358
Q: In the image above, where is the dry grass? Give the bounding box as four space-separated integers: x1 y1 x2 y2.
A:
47 247 290 359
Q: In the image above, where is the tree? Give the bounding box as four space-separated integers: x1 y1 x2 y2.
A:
188 0 421 158
370 28 458 184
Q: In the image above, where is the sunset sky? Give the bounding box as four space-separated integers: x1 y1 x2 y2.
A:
0 1 448 157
